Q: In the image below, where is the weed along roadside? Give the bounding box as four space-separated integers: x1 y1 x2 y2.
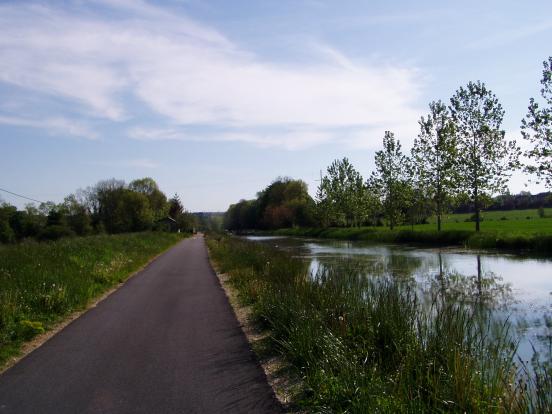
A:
0 232 186 370
206 233 552 413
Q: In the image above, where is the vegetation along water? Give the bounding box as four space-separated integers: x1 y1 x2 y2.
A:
208 234 552 413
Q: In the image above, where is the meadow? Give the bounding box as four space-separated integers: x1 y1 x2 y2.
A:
207 234 552 413
0 232 185 367
273 209 552 253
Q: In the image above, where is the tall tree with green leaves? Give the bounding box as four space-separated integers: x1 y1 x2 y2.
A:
317 158 367 227
450 81 520 231
521 56 552 188
411 101 459 231
370 131 410 230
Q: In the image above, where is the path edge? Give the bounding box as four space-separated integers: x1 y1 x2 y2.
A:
205 239 304 413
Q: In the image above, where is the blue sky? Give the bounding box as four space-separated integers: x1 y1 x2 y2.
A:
1 0 551 211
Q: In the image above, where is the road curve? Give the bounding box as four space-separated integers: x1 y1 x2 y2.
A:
0 235 281 413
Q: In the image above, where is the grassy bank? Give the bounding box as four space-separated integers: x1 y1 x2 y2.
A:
273 223 552 253
0 232 185 367
207 234 552 413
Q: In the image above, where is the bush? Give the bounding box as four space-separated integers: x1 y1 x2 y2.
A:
16 320 45 341
38 225 75 241
0 220 15 243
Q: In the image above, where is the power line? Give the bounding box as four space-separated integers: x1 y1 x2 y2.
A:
0 187 45 204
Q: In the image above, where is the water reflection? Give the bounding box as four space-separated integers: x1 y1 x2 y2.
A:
245 236 552 363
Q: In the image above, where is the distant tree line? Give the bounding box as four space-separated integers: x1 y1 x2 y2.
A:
224 56 552 232
0 177 197 243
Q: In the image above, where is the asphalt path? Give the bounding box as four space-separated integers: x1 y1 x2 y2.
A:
0 235 281 413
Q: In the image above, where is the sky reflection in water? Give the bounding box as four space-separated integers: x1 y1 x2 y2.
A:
246 236 552 364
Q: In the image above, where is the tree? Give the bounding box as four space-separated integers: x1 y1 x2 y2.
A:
257 178 315 229
168 194 184 218
0 202 16 243
129 178 168 219
97 187 153 233
412 101 459 231
62 195 92 236
450 81 520 231
370 131 411 230
317 158 367 227
522 56 552 188
224 199 258 231
167 193 196 232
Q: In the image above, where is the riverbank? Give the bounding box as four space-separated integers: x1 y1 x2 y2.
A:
0 232 186 369
207 234 552 413
271 226 552 253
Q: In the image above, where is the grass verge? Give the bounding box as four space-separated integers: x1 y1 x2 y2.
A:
207 234 552 413
0 232 186 369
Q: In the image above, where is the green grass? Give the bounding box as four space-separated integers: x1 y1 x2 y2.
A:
271 210 552 253
207 234 552 413
0 232 185 367
427 208 552 225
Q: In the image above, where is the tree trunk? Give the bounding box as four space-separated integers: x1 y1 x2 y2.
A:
474 185 480 232
436 196 442 232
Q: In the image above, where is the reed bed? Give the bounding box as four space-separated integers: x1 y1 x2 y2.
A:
207 234 552 413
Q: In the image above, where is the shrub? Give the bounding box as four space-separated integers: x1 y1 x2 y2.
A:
16 320 45 341
38 225 75 241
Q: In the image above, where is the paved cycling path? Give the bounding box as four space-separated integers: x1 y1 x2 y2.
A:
0 235 281 414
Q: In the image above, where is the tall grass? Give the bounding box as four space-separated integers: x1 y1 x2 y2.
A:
208 235 552 413
0 232 184 366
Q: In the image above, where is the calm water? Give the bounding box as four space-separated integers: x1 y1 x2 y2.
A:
245 236 552 364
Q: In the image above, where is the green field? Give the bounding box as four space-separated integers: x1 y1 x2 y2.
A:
273 209 552 253
423 208 552 233
207 235 551 413
0 232 185 367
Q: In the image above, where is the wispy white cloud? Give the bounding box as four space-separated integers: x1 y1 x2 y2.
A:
0 115 97 140
0 0 424 150
128 126 335 150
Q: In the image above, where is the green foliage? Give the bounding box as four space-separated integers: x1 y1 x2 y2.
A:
17 320 45 341
317 158 378 227
208 236 548 413
224 178 316 231
450 81 520 231
38 225 75 241
0 232 184 366
0 177 182 244
129 177 168 220
224 199 259 231
370 131 411 229
97 186 153 233
412 100 459 231
522 56 552 189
